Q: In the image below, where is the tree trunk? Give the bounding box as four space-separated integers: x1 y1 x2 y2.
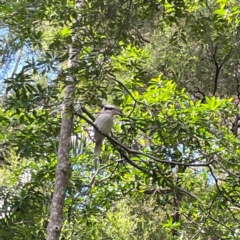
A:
46 1 83 239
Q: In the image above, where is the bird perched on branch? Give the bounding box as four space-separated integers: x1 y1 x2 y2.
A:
93 104 120 168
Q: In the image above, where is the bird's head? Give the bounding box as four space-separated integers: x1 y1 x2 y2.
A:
100 104 121 115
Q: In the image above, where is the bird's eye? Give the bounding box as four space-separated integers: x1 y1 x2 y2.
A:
104 107 114 110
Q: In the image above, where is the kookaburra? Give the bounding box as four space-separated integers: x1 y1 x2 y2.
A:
93 104 120 159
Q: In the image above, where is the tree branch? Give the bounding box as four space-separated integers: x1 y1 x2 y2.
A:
76 111 215 168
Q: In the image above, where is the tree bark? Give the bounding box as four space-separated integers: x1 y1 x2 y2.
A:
46 1 83 239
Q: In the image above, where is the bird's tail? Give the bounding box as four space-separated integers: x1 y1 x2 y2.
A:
93 141 102 169
94 141 102 156
93 157 99 170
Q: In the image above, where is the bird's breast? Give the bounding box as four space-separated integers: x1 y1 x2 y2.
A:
94 115 114 135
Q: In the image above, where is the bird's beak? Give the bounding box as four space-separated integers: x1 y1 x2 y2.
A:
114 108 122 116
